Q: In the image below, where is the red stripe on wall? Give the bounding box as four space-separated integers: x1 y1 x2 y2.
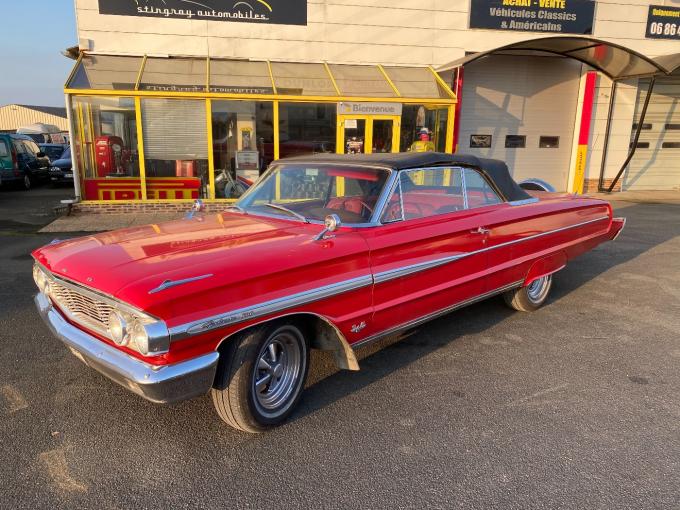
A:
578 71 597 145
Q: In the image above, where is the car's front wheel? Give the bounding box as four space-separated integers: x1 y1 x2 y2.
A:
211 321 309 433
503 274 553 312
22 174 31 190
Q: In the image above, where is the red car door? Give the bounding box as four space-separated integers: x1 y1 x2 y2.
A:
357 166 489 341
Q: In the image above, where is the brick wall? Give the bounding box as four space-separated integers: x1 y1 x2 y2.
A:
583 178 622 194
72 202 233 214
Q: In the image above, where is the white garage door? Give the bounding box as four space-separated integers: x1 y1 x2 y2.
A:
458 55 581 192
624 76 680 191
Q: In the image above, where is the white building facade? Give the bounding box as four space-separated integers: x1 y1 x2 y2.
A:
68 0 680 207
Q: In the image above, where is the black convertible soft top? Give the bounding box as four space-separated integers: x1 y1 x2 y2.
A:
280 152 532 202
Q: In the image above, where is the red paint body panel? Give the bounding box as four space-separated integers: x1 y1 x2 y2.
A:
33 191 621 367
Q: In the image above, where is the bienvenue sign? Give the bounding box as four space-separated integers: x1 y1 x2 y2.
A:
469 0 595 35
337 102 403 116
98 0 307 26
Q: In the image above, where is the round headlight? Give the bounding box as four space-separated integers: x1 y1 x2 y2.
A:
130 320 149 355
108 312 128 346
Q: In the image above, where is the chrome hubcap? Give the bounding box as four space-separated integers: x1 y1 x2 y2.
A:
252 328 303 416
527 275 551 303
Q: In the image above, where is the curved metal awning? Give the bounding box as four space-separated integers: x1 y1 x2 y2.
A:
437 36 680 81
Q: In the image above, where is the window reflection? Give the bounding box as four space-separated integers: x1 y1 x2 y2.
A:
278 103 336 158
211 100 273 198
71 96 140 201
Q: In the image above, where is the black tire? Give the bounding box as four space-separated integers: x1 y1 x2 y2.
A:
503 274 553 312
22 174 31 190
211 321 309 433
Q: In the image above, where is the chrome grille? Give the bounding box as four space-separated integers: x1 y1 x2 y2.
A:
49 279 114 337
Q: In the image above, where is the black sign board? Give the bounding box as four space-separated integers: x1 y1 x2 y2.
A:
469 0 595 34
646 5 680 39
98 0 307 26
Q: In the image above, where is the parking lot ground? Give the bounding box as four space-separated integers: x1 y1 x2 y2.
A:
1 199 680 509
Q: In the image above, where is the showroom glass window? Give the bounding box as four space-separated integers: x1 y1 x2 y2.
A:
70 96 140 201
278 103 337 158
140 98 209 201
400 105 449 153
211 100 274 199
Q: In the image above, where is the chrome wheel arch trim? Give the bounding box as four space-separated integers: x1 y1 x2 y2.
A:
213 311 359 372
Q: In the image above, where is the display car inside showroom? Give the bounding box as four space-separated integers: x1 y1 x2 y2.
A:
63 0 680 213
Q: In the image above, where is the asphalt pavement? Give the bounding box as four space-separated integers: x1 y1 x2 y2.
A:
1 187 680 509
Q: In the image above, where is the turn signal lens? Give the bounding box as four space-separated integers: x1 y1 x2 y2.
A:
108 312 128 346
33 265 48 293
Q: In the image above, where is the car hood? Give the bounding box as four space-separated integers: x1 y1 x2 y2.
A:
33 211 313 301
51 158 71 169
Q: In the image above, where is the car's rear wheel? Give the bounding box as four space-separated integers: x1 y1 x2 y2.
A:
211 322 309 433
503 274 553 312
22 174 31 190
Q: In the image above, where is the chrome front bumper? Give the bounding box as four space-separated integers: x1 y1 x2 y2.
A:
35 293 219 404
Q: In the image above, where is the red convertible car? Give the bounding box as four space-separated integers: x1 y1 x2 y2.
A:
33 153 625 432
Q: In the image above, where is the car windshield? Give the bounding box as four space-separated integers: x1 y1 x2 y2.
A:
236 164 390 224
61 146 71 159
41 146 65 160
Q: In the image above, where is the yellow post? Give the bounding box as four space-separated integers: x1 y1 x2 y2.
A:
274 100 281 199
445 105 455 153
76 100 87 177
392 117 401 152
365 119 374 155
134 96 148 200
273 100 280 160
206 98 215 199
86 103 96 171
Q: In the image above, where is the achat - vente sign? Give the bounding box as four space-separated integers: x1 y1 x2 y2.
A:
98 0 307 26
469 0 595 35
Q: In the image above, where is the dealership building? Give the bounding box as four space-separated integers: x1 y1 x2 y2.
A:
65 0 680 210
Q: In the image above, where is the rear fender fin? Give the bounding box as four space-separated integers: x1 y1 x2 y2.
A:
524 251 567 286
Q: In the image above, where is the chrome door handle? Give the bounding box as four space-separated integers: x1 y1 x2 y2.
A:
471 226 491 235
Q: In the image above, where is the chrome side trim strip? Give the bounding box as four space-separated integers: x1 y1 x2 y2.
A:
168 215 609 341
374 253 467 284
508 197 540 206
351 280 523 351
148 274 214 294
169 274 374 341
373 215 609 285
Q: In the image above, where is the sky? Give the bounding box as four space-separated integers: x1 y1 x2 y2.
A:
0 1 78 107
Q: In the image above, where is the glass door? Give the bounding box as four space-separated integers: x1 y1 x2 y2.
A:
336 115 401 155
339 117 367 154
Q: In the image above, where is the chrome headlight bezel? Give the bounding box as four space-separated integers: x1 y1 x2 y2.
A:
33 261 171 356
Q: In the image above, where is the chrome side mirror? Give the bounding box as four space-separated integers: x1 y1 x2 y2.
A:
314 214 341 241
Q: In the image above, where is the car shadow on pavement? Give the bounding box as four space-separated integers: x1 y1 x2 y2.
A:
288 201 680 425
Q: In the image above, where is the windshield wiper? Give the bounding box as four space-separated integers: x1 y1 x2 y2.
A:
262 203 309 223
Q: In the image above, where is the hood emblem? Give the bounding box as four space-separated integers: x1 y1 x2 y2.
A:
148 274 214 294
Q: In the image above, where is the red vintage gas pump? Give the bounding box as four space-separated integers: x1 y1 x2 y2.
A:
95 136 128 176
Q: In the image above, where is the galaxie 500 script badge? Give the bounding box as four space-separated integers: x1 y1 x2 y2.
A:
98 0 307 26
469 0 595 34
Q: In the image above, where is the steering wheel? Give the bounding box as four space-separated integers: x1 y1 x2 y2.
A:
359 200 374 215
